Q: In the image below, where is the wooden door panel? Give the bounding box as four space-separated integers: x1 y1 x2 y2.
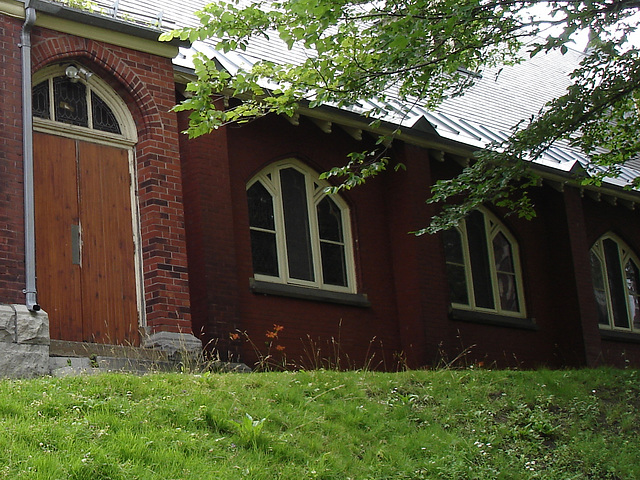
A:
34 133 84 341
78 142 138 345
34 133 139 345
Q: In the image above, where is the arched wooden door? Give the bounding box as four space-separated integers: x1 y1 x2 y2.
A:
34 132 139 345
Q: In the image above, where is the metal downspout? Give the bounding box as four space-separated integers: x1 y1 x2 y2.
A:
21 0 40 312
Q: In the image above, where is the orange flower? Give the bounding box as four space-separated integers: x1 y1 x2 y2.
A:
266 324 285 339
275 345 286 352
229 332 240 341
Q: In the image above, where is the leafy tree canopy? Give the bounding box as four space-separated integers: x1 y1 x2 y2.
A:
161 0 640 232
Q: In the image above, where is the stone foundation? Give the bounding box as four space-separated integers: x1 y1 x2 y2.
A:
0 304 49 378
0 306 250 377
142 331 202 358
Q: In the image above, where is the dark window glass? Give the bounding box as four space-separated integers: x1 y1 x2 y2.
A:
320 242 347 286
446 263 469 305
443 229 469 305
625 260 640 330
466 210 494 309
317 197 343 243
247 182 278 277
603 238 629 328
53 77 88 127
590 251 609 325
92 92 121 134
493 232 519 312
445 211 524 313
250 230 279 277
247 182 275 230
248 164 353 289
32 81 50 119
443 228 464 265
496 273 519 312
317 197 347 286
493 232 514 273
280 168 314 282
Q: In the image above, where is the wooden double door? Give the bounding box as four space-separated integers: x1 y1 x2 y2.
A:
34 132 139 345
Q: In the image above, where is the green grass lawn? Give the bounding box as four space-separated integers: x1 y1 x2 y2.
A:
0 368 637 479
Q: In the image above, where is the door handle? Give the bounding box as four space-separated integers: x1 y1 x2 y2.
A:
71 224 81 265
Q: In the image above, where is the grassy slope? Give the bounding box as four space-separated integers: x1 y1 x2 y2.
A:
0 368 637 479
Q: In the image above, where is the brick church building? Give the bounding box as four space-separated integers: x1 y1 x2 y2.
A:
0 0 639 375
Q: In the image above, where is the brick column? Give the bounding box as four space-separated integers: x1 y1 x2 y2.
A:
563 187 602 365
0 14 26 304
178 111 242 361
385 143 449 367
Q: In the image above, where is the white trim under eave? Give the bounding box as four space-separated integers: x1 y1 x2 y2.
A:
36 14 178 58
0 0 24 18
0 0 178 58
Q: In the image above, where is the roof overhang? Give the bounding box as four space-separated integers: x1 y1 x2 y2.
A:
172 50 640 207
1 0 185 57
301 102 640 204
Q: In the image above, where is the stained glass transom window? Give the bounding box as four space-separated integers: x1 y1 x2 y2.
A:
91 92 122 134
32 70 122 135
32 81 50 120
54 77 89 128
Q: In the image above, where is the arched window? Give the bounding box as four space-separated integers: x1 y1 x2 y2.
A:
31 63 137 144
590 235 640 332
246 160 356 292
442 208 525 317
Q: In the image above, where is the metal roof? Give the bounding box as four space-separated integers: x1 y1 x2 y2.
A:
76 0 640 186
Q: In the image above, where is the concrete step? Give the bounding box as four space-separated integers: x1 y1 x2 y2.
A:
49 340 180 376
49 339 171 361
48 340 251 376
49 355 179 377
95 355 177 372
49 356 97 377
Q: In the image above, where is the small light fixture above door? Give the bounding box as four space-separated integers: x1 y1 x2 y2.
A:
65 64 93 83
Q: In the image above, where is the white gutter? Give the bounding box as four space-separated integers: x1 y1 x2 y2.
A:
21 0 40 311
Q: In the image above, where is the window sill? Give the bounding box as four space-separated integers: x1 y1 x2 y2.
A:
450 308 538 331
600 328 640 344
249 279 371 307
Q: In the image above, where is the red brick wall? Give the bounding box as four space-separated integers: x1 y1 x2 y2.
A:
178 108 242 360
428 160 592 368
5 13 639 366
529 187 588 366
385 143 449 367
0 14 26 304
181 101 640 368
24 28 192 335
182 113 408 368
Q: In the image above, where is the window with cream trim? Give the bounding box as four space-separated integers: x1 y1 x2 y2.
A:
246 160 356 292
590 234 640 333
442 208 525 317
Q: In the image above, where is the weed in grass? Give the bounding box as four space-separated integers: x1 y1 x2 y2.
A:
230 413 267 449
231 319 404 372
234 324 289 371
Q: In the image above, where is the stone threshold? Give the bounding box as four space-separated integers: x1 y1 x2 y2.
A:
48 339 252 376
49 339 171 362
